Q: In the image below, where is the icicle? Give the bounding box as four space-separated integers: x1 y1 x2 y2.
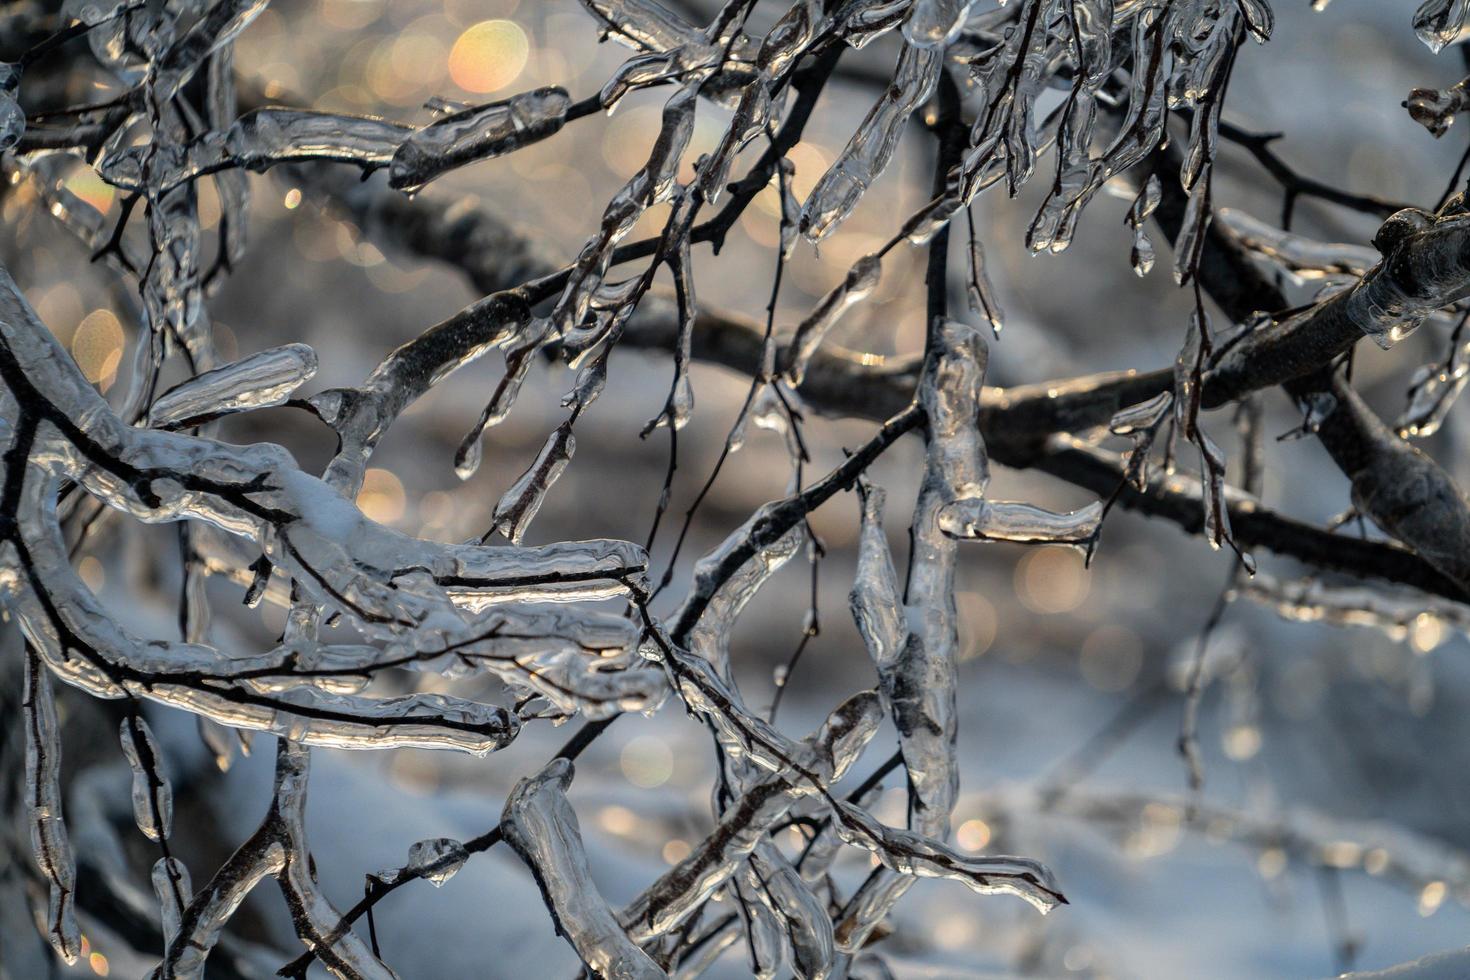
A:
198 716 236 772
900 318 988 830
838 321 986 952
23 649 81 964
153 0 269 100
838 0 914 49
454 321 553 480
1236 0 1274 42
904 0 975 48
120 716 174 842
501 759 666 979
1026 88 1099 254
207 49 251 281
490 421 576 545
1071 0 1115 90
153 857 193 948
148 343 318 428
800 44 942 242
1400 330 1470 437
1414 0 1470 53
1126 174 1161 277
1109 390 1173 490
619 691 883 943
850 482 906 672
1197 428 1233 552
783 254 882 386
748 846 835 980
1172 179 1211 286
389 87 572 193
732 868 787 979
966 224 1004 335
551 86 696 335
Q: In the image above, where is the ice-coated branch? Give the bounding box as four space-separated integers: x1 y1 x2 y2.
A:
1408 75 1470 137
502 759 667 979
22 643 80 964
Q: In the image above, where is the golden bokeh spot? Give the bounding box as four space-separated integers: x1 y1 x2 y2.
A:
1256 846 1286 880
1408 612 1445 654
1419 880 1447 916
956 818 991 852
932 911 977 950
619 735 674 789
1015 548 1090 615
89 951 110 977
661 839 691 864
283 188 302 209
1221 724 1262 761
1321 841 1362 869
356 468 406 524
449 20 528 94
597 804 638 836
71 308 125 389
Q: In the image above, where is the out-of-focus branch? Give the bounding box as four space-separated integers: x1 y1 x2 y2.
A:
1218 122 1411 217
1151 143 1470 596
1029 438 1470 603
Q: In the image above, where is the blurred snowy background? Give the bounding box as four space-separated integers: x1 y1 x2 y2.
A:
7 0 1470 977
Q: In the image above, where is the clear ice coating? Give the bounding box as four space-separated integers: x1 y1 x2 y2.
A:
0 0 1310 968
1406 76 1470 137
619 691 882 943
101 108 412 193
23 649 81 964
850 482 906 672
967 222 1004 335
148 343 318 429
1215 207 1376 284
1126 175 1162 277
389 87 572 193
903 0 975 48
501 759 666 979
1399 328 1470 437
837 320 988 952
152 856 194 947
120 715 174 843
404 838 469 887
490 421 576 544
1414 0 1470 52
831 800 1066 913
800 43 941 242
783 253 882 386
938 497 1104 546
1236 571 1470 643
